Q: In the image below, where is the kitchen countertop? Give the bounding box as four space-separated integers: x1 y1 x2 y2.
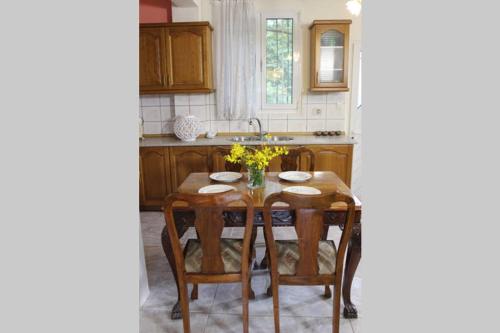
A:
140 134 357 147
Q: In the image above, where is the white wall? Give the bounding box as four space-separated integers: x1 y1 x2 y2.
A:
141 0 362 135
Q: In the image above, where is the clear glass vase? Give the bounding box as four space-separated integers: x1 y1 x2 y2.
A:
247 167 265 189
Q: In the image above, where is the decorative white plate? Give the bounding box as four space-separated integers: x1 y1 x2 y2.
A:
198 184 237 194
209 172 243 183
283 186 321 195
278 171 312 183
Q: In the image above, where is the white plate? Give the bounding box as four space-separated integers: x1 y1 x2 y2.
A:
209 172 243 183
278 171 312 183
198 184 237 194
283 186 321 195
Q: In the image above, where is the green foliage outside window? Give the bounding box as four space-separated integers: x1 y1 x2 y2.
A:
265 18 293 105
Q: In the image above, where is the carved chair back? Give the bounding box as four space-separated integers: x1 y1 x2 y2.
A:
164 191 254 276
280 146 315 172
263 191 355 278
208 147 243 173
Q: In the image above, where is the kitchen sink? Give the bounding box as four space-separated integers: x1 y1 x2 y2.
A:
229 136 261 142
268 136 294 141
228 135 294 142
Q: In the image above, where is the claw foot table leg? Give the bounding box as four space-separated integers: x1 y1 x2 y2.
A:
342 223 361 319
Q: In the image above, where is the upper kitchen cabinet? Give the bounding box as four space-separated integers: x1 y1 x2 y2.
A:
139 26 169 92
309 20 351 92
139 22 214 94
165 22 214 92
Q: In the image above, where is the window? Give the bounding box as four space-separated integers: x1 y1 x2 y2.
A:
260 12 300 110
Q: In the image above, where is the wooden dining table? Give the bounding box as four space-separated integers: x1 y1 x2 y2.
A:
161 171 362 319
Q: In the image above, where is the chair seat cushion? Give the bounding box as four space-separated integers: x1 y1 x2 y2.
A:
275 240 337 275
184 238 244 273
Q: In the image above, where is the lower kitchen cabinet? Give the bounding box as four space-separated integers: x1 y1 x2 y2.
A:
139 144 353 211
169 146 210 189
139 147 171 210
307 145 353 186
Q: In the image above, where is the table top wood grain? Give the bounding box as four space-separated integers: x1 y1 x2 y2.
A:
174 171 361 211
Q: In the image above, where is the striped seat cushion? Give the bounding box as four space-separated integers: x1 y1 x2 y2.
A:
275 240 337 275
184 238 244 273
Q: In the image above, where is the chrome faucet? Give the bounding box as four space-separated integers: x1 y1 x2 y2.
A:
249 117 267 140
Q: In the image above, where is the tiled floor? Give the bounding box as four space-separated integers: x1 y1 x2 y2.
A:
140 212 362 333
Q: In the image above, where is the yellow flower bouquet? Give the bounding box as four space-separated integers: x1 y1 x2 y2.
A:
225 143 288 188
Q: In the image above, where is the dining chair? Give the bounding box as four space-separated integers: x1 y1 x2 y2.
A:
263 191 356 333
208 146 243 173
163 191 255 333
280 146 315 172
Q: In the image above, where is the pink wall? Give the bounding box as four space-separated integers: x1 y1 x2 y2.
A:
140 0 172 23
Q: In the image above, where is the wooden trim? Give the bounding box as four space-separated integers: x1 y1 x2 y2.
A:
140 21 214 30
140 88 215 94
308 19 352 28
309 87 350 92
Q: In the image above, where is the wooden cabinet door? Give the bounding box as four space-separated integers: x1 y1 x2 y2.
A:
140 27 168 93
140 147 171 209
307 145 353 186
309 20 351 92
169 147 210 190
165 25 213 91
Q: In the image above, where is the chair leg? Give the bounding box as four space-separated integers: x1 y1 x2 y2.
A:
178 279 191 333
271 278 280 333
333 284 341 333
241 277 250 333
324 285 332 298
190 284 198 300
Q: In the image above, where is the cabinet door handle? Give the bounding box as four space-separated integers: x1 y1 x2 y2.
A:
316 71 319 84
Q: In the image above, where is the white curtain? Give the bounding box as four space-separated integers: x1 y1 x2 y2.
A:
213 0 257 120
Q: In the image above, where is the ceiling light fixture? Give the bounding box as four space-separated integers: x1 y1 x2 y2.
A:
346 0 362 16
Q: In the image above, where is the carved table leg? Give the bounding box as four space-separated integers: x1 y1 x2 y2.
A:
322 224 332 298
342 223 361 318
161 224 188 320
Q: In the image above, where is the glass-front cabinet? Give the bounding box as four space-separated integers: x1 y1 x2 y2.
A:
309 20 351 91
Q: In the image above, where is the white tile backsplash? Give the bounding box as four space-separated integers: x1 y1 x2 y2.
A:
199 121 210 133
143 122 162 134
208 92 216 104
268 119 288 132
161 121 174 134
160 106 174 122
141 95 160 107
287 111 306 120
208 104 217 120
142 106 161 121
327 92 343 104
287 119 307 132
326 119 345 131
174 105 189 118
268 112 288 120
160 95 172 106
139 92 347 135
189 105 208 121
307 119 326 132
306 104 327 120
174 94 189 106
212 120 230 133
326 103 345 119
230 120 249 132
307 93 327 104
189 94 208 106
